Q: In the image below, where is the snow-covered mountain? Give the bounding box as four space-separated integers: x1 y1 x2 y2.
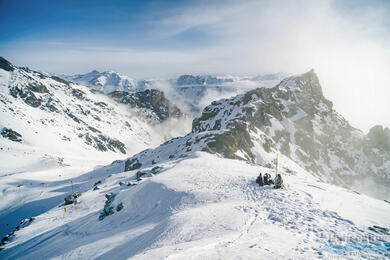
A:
1 59 390 259
116 69 390 199
64 70 145 94
0 57 190 238
0 57 186 156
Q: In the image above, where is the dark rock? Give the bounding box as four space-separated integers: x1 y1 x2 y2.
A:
109 89 182 122
99 193 117 220
119 181 137 187
71 88 86 100
50 76 70 85
1 128 22 142
105 192 115 201
116 202 123 212
368 225 390 235
64 192 81 205
0 57 14 72
27 83 49 94
97 135 126 154
1 232 14 246
366 125 390 152
136 171 146 179
93 180 102 186
88 126 101 133
23 91 42 107
125 158 142 171
1 217 34 246
151 166 163 174
94 101 107 108
65 111 81 123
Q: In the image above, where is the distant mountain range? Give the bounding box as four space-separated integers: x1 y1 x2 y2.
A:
63 70 286 115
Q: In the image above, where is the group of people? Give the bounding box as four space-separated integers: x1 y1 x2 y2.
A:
256 173 283 189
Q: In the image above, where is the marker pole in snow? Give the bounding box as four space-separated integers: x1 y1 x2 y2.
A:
275 153 278 176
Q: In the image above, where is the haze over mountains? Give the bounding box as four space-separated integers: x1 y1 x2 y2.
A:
0 57 389 259
64 69 286 115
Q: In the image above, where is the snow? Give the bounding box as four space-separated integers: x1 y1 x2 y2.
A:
1 63 389 259
64 70 139 94
0 66 191 238
1 152 389 259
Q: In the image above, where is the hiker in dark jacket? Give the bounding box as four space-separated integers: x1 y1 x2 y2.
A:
263 173 269 185
262 173 272 185
256 173 264 186
266 173 274 185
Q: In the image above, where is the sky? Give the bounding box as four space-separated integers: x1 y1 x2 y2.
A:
0 0 389 132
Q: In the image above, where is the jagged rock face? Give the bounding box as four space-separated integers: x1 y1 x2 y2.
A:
0 57 15 72
109 89 183 123
1 128 22 142
362 125 390 179
191 70 389 196
365 125 390 152
7 67 52 108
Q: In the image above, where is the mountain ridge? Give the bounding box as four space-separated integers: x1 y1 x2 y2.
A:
115 69 390 199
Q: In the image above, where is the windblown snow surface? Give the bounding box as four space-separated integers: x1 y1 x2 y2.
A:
1 152 390 259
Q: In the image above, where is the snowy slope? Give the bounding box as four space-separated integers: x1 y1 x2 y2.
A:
1 152 389 259
0 57 191 238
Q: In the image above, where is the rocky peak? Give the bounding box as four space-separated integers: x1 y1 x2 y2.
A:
119 70 389 198
189 71 389 197
366 125 390 152
109 89 183 123
276 69 332 113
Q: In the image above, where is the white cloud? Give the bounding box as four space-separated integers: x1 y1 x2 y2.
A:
2 0 389 131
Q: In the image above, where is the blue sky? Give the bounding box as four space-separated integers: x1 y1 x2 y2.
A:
0 0 388 74
0 0 214 52
0 0 389 131
0 0 389 73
